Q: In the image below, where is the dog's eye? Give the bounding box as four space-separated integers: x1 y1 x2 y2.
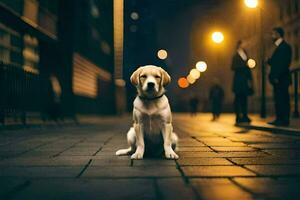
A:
140 75 147 79
155 75 161 79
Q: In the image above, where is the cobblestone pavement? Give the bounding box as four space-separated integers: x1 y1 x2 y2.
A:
0 114 300 200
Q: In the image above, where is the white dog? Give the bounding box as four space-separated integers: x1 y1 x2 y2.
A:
116 65 179 159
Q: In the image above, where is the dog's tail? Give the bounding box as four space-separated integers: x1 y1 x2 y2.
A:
116 147 133 156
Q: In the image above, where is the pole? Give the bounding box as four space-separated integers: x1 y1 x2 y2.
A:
259 7 266 118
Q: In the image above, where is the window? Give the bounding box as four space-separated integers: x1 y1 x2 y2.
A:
23 34 39 70
0 23 22 66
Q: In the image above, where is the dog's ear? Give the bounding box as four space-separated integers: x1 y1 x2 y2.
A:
130 67 142 86
160 67 171 86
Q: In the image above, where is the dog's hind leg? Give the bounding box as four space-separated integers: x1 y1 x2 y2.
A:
116 127 136 156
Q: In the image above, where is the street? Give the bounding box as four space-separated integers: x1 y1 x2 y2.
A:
0 114 300 200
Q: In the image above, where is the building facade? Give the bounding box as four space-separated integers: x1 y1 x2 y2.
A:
0 0 125 124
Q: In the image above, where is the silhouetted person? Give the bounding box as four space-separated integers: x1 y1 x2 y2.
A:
267 27 292 126
189 96 199 116
43 74 63 123
209 79 224 121
231 40 253 124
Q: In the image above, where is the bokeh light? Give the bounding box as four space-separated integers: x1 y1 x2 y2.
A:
130 12 139 20
244 0 258 8
212 32 224 44
196 61 207 72
189 69 201 79
178 77 189 88
247 58 256 69
157 49 168 60
187 74 196 84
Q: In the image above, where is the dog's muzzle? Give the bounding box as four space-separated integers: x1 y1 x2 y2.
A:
147 82 155 91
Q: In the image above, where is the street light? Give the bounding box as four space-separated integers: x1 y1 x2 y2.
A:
157 49 168 60
244 0 266 118
212 32 224 44
244 0 258 8
196 61 207 72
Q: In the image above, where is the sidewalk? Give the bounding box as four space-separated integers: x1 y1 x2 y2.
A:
1 114 300 199
236 115 300 136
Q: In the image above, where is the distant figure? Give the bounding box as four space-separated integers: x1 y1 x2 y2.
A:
209 78 224 121
189 96 199 116
43 74 63 122
231 40 253 124
267 27 292 127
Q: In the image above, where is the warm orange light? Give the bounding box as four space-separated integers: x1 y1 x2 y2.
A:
247 58 256 68
196 61 207 72
178 77 189 88
212 32 224 44
189 69 201 79
157 49 168 60
187 74 196 84
244 0 258 8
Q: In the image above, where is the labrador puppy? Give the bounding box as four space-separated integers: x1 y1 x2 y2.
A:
116 65 179 159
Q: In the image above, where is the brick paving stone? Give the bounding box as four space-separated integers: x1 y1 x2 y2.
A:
228 136 294 143
264 149 300 158
244 165 300 176
90 157 131 166
133 159 176 166
11 179 156 200
216 151 268 158
177 147 213 152
181 166 256 177
0 156 90 167
177 157 233 166
229 157 300 165
248 143 300 149
0 166 82 178
178 141 206 147
204 141 247 147
82 166 181 178
157 178 197 200
178 151 220 157
211 146 258 152
190 178 253 200
233 177 300 199
0 178 27 196
178 151 267 158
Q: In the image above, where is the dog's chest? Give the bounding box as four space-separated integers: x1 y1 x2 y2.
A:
141 113 163 135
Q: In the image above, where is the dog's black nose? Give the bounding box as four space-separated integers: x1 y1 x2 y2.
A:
147 82 155 88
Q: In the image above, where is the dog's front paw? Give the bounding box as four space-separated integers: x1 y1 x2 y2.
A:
165 149 179 159
131 151 144 159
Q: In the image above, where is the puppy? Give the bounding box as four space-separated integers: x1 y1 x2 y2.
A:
116 65 179 159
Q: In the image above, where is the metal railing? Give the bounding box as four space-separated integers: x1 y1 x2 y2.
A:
291 67 300 118
0 62 41 125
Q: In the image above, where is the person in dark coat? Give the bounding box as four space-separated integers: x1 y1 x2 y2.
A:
267 27 292 126
209 78 224 121
231 40 253 124
189 96 199 116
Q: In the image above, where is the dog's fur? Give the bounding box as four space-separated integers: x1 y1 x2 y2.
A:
116 65 179 159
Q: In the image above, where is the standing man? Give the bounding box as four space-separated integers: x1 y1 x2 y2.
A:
267 27 292 126
231 40 253 124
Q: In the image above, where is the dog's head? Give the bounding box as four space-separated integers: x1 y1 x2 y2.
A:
130 65 171 98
